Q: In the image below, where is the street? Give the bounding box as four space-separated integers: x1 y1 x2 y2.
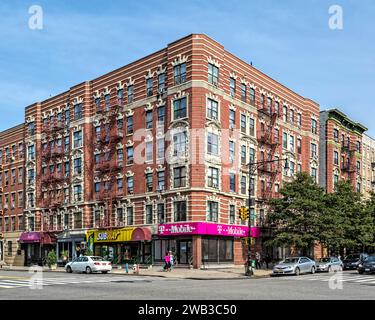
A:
0 270 374 300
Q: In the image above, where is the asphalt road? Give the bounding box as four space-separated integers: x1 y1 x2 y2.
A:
0 270 374 300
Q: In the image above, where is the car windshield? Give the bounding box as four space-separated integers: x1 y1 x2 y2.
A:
282 258 299 264
364 256 375 262
90 256 105 261
345 255 359 260
319 258 331 262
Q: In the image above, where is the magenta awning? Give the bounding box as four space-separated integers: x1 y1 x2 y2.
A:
19 232 41 243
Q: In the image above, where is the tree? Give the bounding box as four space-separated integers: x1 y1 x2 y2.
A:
266 173 326 256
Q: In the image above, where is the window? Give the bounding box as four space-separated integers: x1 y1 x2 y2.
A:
28 145 35 160
207 132 219 155
229 205 235 224
146 173 153 192
260 94 265 108
145 205 153 224
173 97 187 119
127 85 134 103
283 106 287 122
249 118 255 136
157 106 165 125
28 169 35 184
104 94 110 110
334 174 339 189
158 73 166 92
73 130 82 148
74 212 82 229
174 201 187 222
240 114 246 133
28 122 35 135
311 167 317 183
249 147 255 163
19 142 23 157
157 203 165 224
241 83 247 102
95 182 100 193
127 207 134 225
146 78 153 97
249 88 255 105
297 113 302 128
117 178 123 192
11 169 16 184
173 167 186 188
311 143 317 158
357 141 361 153
311 119 317 134
207 201 218 222
334 151 339 165
117 148 123 162
127 146 134 164
208 63 219 85
356 161 361 173
241 176 246 194
127 176 134 194
127 116 133 134
230 173 236 192
74 103 83 120
241 145 247 165
297 138 302 154
73 185 82 201
74 158 82 175
333 129 339 142
208 167 219 188
207 99 218 120
28 216 35 231
174 63 186 85
290 161 295 176
18 191 23 208
146 110 153 129
157 138 164 159
356 182 361 193
117 89 124 103
230 78 236 98
289 109 294 125
229 141 235 163
283 133 288 149
157 171 165 191
267 97 272 112
65 110 70 125
229 110 235 129
173 131 187 157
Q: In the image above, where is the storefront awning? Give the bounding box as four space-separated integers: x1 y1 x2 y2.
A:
19 232 57 244
131 227 152 241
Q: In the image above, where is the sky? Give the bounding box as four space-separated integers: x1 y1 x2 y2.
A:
0 0 374 136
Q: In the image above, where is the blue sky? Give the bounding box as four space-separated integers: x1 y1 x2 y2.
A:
0 0 374 136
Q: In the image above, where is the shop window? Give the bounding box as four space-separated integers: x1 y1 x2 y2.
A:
202 238 233 263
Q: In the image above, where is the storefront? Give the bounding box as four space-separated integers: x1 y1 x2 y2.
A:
56 230 86 264
155 222 261 268
19 231 57 266
86 227 152 265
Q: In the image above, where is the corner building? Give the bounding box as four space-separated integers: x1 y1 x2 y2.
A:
22 34 320 267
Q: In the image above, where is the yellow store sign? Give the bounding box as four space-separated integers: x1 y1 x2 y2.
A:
86 228 136 243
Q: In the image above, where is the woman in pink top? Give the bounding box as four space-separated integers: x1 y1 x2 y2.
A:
164 252 171 271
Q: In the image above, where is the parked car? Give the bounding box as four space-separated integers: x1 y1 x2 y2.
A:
358 255 375 274
65 256 112 274
272 257 316 276
343 253 369 270
316 257 343 272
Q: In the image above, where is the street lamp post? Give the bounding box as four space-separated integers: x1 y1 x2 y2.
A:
245 158 289 277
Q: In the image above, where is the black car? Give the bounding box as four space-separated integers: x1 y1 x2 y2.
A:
358 256 375 274
343 253 369 270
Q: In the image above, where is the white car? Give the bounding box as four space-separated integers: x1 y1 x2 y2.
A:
65 256 112 274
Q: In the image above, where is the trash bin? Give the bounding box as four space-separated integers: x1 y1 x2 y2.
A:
251 260 256 268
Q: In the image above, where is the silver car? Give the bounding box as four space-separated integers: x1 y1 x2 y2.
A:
316 257 343 272
272 257 316 276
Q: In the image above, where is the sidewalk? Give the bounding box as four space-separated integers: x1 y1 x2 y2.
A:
0 264 272 280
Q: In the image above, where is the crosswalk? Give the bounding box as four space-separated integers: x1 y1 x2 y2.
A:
0 276 149 290
278 273 375 285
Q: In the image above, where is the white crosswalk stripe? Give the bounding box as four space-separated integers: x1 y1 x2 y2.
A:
278 273 375 284
0 276 147 289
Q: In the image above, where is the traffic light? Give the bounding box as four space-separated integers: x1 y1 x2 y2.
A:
239 206 249 220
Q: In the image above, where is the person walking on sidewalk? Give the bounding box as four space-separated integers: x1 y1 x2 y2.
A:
164 252 171 272
255 251 261 269
169 251 175 270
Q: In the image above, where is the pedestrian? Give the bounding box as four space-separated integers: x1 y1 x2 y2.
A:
163 251 171 272
265 254 271 269
255 251 261 269
169 251 174 270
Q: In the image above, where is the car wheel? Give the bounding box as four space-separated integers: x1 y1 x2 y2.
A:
102 271 108 274
86 266 92 274
311 266 316 274
358 270 364 275
295 267 300 276
66 266 72 273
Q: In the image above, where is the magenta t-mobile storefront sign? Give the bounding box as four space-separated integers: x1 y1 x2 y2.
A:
157 222 261 238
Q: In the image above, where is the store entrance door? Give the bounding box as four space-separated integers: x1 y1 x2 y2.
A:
177 240 192 264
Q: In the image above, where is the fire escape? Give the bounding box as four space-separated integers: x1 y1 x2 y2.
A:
256 98 281 202
341 142 359 183
40 118 67 230
94 97 124 229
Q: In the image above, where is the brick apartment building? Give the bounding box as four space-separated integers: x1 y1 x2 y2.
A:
0 124 25 266
362 134 375 199
319 109 367 194
2 34 322 267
